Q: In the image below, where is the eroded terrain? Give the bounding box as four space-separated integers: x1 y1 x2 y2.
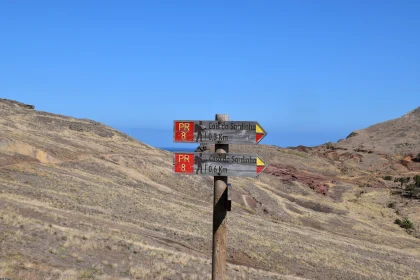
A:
1 99 420 280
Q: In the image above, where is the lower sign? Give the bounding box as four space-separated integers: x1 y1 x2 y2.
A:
173 153 266 177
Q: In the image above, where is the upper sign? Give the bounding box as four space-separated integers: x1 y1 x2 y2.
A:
173 152 266 177
173 121 267 144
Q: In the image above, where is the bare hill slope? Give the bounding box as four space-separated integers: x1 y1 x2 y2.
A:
335 106 420 156
1 99 420 280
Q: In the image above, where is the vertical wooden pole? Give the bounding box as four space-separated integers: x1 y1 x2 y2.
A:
212 114 229 280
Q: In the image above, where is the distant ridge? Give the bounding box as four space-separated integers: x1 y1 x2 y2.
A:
335 106 420 155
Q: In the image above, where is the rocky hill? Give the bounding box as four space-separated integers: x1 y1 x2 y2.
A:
1 99 420 280
335 106 420 156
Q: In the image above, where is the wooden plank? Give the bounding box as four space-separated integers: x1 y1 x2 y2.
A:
173 152 266 177
173 120 267 144
212 113 228 280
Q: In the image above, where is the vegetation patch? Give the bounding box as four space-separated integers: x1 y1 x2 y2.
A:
414 153 420 162
395 218 415 231
393 175 420 198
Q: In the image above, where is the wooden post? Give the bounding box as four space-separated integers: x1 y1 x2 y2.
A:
212 114 229 280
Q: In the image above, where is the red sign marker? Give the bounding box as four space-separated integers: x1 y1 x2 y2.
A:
174 122 195 142
174 153 195 174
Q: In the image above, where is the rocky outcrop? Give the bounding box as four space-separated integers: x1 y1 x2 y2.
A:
265 164 330 195
0 98 35 109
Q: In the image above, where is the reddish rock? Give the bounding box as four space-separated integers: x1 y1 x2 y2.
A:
265 164 329 195
310 184 329 195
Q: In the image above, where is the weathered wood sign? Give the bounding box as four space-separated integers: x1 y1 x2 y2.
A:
173 120 267 144
173 152 266 177
173 114 268 280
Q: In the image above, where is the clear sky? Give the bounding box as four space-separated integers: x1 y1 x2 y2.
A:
1 1 419 148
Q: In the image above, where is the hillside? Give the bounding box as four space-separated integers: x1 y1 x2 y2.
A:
1 99 420 280
335 106 420 156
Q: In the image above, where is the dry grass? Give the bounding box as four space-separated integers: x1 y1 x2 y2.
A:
1 100 420 279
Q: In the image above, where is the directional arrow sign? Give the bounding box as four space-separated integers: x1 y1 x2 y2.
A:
173 121 267 144
173 153 266 177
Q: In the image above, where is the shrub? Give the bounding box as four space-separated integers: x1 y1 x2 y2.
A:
395 218 414 230
395 177 411 187
414 175 420 186
400 218 415 230
383 175 393 181
387 202 395 208
406 184 420 198
326 142 334 149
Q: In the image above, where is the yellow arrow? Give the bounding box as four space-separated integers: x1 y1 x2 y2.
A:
257 157 265 166
256 123 264 134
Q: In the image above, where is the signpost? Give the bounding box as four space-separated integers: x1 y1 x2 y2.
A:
174 120 267 144
173 114 267 280
174 153 266 177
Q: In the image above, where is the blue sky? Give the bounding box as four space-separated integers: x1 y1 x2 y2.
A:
1 1 419 148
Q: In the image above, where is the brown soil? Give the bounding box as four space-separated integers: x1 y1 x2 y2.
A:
1 99 420 280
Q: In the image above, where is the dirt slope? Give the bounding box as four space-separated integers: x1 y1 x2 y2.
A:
1 99 420 280
335 106 420 156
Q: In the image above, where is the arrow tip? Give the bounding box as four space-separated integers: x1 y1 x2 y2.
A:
256 124 264 133
256 123 267 143
256 133 265 143
256 157 266 174
257 166 265 174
